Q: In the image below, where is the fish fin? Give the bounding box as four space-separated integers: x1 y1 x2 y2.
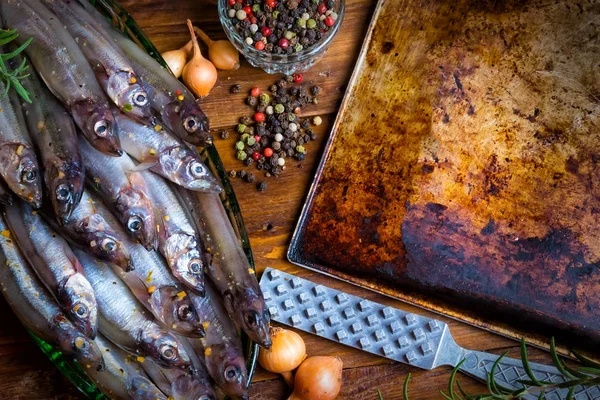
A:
125 171 150 193
63 243 85 275
127 161 158 172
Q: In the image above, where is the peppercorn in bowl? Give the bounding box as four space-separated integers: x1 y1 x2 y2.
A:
219 0 345 74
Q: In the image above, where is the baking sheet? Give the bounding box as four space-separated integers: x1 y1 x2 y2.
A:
289 0 600 353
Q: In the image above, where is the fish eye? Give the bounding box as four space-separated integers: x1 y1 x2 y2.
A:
246 312 256 326
177 304 193 320
127 216 142 232
160 344 176 360
188 259 202 274
133 91 148 106
74 336 89 350
101 238 116 252
224 366 239 382
183 116 199 133
190 162 205 178
198 396 213 400
73 303 89 318
20 168 37 183
94 120 109 137
56 184 71 201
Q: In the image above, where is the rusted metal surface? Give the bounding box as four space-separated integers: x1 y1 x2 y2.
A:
290 0 600 351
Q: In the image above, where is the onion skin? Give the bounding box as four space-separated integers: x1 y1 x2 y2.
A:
290 356 343 400
258 327 306 386
194 27 240 71
161 49 186 78
182 20 217 98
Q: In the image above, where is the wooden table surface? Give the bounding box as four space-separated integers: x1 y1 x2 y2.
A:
0 0 558 398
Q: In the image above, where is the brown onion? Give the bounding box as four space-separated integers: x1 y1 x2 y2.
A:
182 20 217 97
194 27 240 71
288 356 343 400
258 327 306 386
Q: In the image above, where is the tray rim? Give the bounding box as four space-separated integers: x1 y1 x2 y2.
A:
286 0 590 360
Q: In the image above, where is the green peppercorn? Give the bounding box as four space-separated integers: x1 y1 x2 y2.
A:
247 136 256 146
274 104 285 114
284 31 296 40
252 4 260 12
259 93 271 104
296 145 306 154
240 133 250 142
297 18 306 28
272 10 280 18
311 0 318 4
287 113 296 122
237 150 248 160
235 141 245 151
237 123 247 134
294 43 303 52
307 19 317 29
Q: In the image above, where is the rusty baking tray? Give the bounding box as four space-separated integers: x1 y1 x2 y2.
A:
288 0 600 354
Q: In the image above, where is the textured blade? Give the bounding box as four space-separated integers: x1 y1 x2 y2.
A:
259 268 461 370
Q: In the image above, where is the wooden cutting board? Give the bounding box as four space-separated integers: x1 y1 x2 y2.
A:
289 0 600 352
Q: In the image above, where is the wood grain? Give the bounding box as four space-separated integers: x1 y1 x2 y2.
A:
0 0 558 398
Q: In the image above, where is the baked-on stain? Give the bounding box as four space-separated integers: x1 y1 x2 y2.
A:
291 0 600 349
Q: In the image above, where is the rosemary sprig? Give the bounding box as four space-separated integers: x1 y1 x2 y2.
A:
0 29 33 103
395 337 600 400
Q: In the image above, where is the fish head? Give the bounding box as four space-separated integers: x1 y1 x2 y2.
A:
72 101 122 156
54 315 104 371
115 188 157 251
169 238 205 295
149 286 205 338
204 343 248 398
118 80 154 122
163 99 212 146
70 214 132 271
128 375 167 400
0 143 42 208
223 287 272 349
171 370 218 400
58 273 98 339
158 148 221 193
46 163 85 225
139 327 191 369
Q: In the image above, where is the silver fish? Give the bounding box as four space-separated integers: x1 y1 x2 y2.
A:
88 334 167 400
41 0 153 122
141 357 217 400
142 172 204 295
188 283 249 399
20 64 85 224
79 135 157 250
0 81 42 208
0 0 121 156
75 249 192 370
116 113 220 193
79 1 212 147
181 191 271 349
56 190 132 272
92 200 205 338
4 200 98 338
0 215 104 371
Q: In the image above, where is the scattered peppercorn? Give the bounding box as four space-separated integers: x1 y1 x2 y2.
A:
229 170 237 177
220 130 229 140
247 96 258 106
258 181 267 192
230 84 242 94
244 173 256 183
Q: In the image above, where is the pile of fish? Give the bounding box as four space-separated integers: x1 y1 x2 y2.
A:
0 0 272 399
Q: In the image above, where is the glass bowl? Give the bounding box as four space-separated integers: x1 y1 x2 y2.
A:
27 0 259 399
218 0 345 74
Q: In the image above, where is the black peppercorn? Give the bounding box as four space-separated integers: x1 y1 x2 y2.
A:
240 116 250 125
326 0 334 8
256 104 266 113
296 153 305 161
244 173 256 183
239 170 247 179
243 157 253 167
297 138 304 145
220 130 229 139
311 85 321 96
289 87 299 96
277 79 287 88
247 96 258 106
230 84 242 94
270 84 278 92
272 142 281 151
258 182 267 191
